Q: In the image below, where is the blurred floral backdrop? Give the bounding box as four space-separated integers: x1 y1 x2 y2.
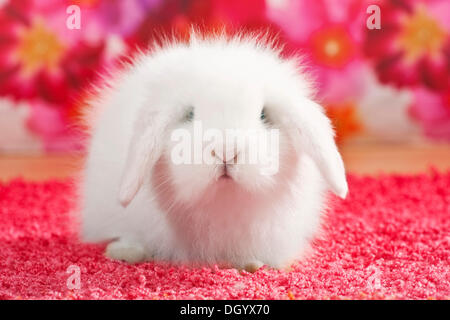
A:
0 0 449 152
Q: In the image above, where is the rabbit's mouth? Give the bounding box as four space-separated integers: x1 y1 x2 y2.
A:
216 164 234 182
219 173 232 180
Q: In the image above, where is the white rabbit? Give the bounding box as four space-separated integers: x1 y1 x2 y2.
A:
80 32 348 271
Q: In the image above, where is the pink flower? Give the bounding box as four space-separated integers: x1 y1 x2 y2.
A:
0 0 110 151
410 87 450 141
0 0 105 107
267 0 368 104
28 100 84 152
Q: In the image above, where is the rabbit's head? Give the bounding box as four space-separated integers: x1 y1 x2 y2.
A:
118 34 348 208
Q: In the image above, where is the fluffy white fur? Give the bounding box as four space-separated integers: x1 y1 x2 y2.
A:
81 32 348 270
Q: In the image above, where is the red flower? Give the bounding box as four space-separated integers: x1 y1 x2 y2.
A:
0 0 105 107
309 25 356 69
364 0 450 91
127 0 276 50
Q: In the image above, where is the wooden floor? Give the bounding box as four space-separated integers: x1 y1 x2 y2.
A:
0 143 449 182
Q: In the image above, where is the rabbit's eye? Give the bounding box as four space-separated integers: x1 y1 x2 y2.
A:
260 108 266 121
185 107 194 122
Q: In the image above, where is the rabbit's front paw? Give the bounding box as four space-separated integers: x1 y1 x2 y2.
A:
237 260 264 273
105 238 146 264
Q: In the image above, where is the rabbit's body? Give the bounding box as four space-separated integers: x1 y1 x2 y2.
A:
81 33 347 270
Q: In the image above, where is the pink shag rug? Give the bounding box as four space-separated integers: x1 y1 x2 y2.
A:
0 172 449 300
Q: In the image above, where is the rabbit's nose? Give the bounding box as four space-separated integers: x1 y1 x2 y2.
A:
211 149 239 164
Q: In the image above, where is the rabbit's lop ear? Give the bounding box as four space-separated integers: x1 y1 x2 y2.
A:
118 111 169 207
283 98 348 199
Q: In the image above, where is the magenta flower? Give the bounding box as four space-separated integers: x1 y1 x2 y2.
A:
410 87 450 141
267 0 368 104
363 0 450 92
